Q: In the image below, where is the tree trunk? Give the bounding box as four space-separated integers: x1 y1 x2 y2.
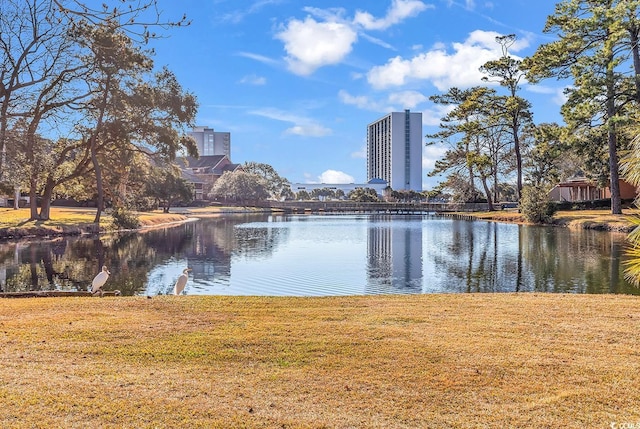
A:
608 127 622 214
480 176 495 211
512 116 523 201
629 26 640 103
39 199 52 221
0 88 10 173
38 178 55 221
13 186 20 210
606 43 622 215
92 142 104 223
91 74 112 224
29 176 38 220
465 137 476 198
492 152 499 203
23 128 39 218
117 170 129 207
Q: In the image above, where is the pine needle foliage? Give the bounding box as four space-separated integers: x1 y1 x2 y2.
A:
519 184 557 224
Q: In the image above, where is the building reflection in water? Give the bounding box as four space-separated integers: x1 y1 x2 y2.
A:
365 215 423 294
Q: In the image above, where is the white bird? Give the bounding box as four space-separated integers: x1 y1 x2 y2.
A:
174 268 192 295
91 266 110 296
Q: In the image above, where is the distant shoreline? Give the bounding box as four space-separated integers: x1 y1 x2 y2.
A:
0 206 635 240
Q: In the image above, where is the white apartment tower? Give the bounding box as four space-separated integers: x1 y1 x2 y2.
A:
367 110 422 192
189 126 231 157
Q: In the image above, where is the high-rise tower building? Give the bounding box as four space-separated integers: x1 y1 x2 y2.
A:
189 126 231 157
366 110 422 192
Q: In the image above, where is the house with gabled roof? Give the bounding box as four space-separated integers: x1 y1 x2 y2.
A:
179 169 206 201
176 155 241 200
548 176 638 202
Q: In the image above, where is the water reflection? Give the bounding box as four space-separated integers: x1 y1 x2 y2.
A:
366 216 423 294
0 214 637 296
424 219 634 294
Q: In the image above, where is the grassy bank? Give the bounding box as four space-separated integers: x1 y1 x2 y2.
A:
0 207 188 228
1 294 639 428
463 208 638 232
0 206 275 238
0 207 188 239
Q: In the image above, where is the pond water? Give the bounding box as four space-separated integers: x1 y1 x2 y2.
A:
0 214 637 296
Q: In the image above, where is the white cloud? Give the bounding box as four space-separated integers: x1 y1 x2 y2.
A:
444 0 476 11
236 51 280 66
302 6 349 22
526 84 569 106
339 89 429 112
423 143 448 170
388 90 427 109
338 90 455 127
467 29 529 51
317 170 355 184
275 17 357 76
338 90 391 112
366 30 529 91
351 144 367 159
221 0 284 23
421 104 455 126
285 124 332 137
249 108 332 137
275 2 431 76
353 0 432 30
359 33 396 50
239 74 266 85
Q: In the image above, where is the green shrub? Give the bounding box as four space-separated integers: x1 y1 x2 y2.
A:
134 197 158 212
110 206 141 230
520 185 557 224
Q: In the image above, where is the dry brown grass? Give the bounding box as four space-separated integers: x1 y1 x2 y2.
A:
137 212 188 226
1 294 639 428
552 209 638 231
0 208 188 238
465 209 638 232
0 207 102 228
463 210 527 223
0 207 267 232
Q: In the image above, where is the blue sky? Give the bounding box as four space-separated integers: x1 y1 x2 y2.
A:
144 0 565 190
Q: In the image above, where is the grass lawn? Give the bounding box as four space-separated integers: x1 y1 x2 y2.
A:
0 206 270 232
463 208 638 232
0 207 102 228
0 293 639 428
0 207 187 232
